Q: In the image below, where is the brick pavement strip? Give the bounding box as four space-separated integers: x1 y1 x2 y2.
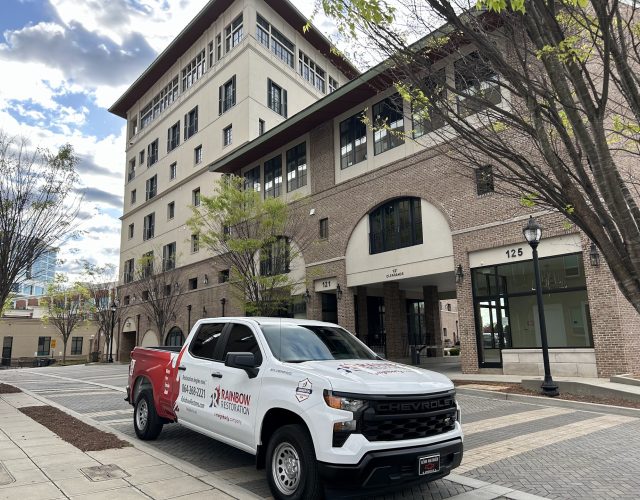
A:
462 408 574 435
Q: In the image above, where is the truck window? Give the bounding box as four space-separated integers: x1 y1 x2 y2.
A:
190 322 225 360
221 324 263 366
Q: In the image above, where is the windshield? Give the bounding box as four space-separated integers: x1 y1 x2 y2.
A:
260 324 377 362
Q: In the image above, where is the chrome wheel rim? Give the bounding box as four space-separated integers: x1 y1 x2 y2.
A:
136 399 148 430
272 442 301 495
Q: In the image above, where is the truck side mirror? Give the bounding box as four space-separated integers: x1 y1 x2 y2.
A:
225 352 259 378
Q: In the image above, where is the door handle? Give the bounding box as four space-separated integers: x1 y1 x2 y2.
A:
211 372 223 378
178 366 186 371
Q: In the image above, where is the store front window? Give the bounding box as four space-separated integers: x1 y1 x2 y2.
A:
472 253 593 367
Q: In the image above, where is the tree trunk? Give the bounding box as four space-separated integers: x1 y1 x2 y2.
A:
62 338 67 364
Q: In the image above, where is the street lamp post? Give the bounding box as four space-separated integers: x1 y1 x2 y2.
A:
523 216 559 397
108 300 117 363
187 305 192 332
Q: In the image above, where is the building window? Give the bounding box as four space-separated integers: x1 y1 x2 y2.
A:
123 295 130 305
267 79 287 117
140 76 179 130
127 158 136 182
218 269 230 283
219 75 236 114
319 218 328 239
167 201 175 219
299 50 325 92
139 150 145 165
189 277 198 290
191 234 199 253
260 237 290 276
225 14 244 52
145 175 157 201
475 165 494 195
129 117 138 139
192 188 201 207
264 155 282 198
194 145 202 165
71 336 83 355
124 259 134 283
208 40 214 68
130 189 137 205
162 242 176 271
413 69 446 138
147 139 159 166
223 125 233 147
181 49 206 91
141 251 154 278
369 197 423 254
142 290 150 301
286 142 306 192
455 51 501 117
37 336 51 356
166 327 185 347
184 106 198 140
128 223 134 239
256 14 295 67
259 119 265 135
216 33 222 60
339 111 367 169
329 76 338 93
167 121 180 151
169 162 177 180
372 94 405 155
244 166 261 192
143 212 155 240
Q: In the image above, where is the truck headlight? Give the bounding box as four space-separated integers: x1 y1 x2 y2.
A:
323 390 365 412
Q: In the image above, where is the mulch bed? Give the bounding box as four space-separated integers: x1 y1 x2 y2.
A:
453 380 640 409
0 383 22 394
19 406 131 451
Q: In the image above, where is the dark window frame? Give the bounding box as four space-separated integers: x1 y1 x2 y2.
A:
339 111 367 169
264 155 282 198
286 142 307 192
369 197 423 254
475 165 495 195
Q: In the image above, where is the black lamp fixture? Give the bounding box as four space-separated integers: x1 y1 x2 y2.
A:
220 297 227 316
203 274 208 285
303 289 311 302
589 242 600 267
202 306 207 317
522 216 559 397
108 299 118 363
336 284 343 300
455 264 464 284
187 304 192 331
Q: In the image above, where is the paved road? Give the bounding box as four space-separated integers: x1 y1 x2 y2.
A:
2 364 640 499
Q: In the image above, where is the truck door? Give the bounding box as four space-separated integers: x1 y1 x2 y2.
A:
176 321 226 431
211 321 264 448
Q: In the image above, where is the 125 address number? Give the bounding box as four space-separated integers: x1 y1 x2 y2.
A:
505 248 524 258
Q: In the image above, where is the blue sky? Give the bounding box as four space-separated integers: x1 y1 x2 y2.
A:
0 0 322 280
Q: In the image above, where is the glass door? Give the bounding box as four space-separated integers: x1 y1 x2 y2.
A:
473 270 509 368
2 337 13 366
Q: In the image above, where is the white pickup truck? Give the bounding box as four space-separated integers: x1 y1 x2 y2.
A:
127 317 463 499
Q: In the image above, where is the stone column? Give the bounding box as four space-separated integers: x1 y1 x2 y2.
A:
356 286 369 340
338 287 356 334
423 285 443 357
384 282 406 359
306 290 322 321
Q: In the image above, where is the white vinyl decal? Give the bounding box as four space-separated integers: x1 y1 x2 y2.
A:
295 378 313 402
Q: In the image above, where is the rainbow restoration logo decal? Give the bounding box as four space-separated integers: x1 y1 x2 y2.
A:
295 378 312 402
209 385 251 415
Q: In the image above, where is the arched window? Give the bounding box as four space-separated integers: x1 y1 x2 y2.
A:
369 198 423 254
165 327 185 347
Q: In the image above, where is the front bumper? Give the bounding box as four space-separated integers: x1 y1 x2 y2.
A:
318 438 462 491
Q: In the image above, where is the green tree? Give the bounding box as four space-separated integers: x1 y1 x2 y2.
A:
188 176 312 316
80 261 119 357
317 0 640 313
0 132 81 310
42 274 94 364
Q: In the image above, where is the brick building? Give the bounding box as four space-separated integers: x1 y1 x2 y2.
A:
111 0 640 377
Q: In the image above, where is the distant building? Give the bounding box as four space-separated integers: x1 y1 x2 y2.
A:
11 246 58 298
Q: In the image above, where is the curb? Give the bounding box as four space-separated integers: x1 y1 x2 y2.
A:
14 385 262 500
456 387 640 418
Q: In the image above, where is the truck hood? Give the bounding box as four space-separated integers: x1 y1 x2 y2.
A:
289 359 454 395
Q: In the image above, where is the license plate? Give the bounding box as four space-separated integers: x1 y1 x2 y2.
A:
418 454 440 475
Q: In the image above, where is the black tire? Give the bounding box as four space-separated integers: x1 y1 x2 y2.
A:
133 390 163 440
266 424 323 500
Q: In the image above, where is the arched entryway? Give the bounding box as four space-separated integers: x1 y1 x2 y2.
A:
165 326 185 347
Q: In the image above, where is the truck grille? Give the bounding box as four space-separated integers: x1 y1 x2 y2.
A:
360 390 457 442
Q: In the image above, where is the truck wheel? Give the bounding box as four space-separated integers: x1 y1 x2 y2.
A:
266 424 323 500
134 391 163 440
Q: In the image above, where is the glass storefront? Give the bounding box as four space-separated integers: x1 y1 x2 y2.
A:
472 253 593 367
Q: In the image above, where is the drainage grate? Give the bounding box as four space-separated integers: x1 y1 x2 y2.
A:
0 463 15 486
80 464 129 482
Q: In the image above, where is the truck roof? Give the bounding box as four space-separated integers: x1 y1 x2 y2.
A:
198 317 341 328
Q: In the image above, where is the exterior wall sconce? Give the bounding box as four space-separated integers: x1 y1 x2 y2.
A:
589 242 600 267
304 289 311 302
455 264 464 284
220 297 227 316
202 306 207 317
203 274 208 285
336 284 343 300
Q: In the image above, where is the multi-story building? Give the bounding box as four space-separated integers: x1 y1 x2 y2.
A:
111 0 640 378
11 246 58 297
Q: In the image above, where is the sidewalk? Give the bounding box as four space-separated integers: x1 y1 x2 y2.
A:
0 391 259 499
